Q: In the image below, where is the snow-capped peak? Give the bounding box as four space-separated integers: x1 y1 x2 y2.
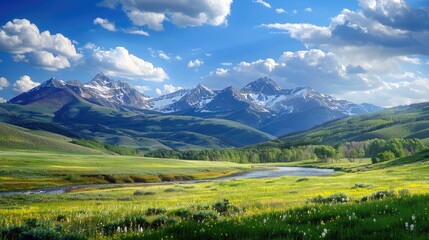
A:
242 76 281 96
89 72 114 86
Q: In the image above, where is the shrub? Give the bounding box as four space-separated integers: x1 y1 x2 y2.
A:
0 218 84 240
309 193 352 204
133 190 156 196
212 199 241 215
193 210 218 222
377 151 396 162
171 208 192 219
164 188 183 193
351 183 373 189
361 190 395 202
151 215 175 229
147 208 167 216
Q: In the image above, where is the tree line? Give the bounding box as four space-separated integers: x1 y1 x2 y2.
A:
145 138 426 163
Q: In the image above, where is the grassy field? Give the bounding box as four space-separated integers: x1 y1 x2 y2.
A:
275 102 429 146
0 123 103 154
0 151 250 192
0 150 429 239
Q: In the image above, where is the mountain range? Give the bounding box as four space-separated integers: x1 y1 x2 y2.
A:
9 73 382 137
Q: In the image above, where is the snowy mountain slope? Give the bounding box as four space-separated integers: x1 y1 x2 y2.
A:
9 75 382 136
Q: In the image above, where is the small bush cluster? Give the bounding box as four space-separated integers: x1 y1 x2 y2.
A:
361 190 395 202
1 218 84 240
146 208 167 216
192 210 218 222
308 193 352 204
351 183 373 189
212 199 241 215
133 190 156 196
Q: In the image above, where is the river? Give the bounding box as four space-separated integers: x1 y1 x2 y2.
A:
0 167 334 196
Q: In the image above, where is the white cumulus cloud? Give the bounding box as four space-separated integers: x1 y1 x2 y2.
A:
94 17 116 31
0 77 9 90
206 49 374 94
99 0 233 31
188 59 204 68
261 1 429 58
158 51 171 60
0 19 82 71
336 74 429 107
275 8 286 14
155 84 183 95
89 46 168 82
13 75 40 93
304 7 313 13
134 85 151 93
0 97 6 103
257 0 429 106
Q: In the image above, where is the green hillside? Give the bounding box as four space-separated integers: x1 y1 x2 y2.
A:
0 122 103 154
0 102 274 151
269 102 429 147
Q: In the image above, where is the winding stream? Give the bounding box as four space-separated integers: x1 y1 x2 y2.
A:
0 167 334 196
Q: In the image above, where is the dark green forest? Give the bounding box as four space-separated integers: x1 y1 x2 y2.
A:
145 138 426 163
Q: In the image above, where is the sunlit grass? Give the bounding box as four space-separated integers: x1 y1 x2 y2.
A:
0 150 428 239
0 151 250 191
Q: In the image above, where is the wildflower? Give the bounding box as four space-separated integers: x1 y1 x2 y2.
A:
412 215 416 221
410 224 414 231
373 218 376 222
349 216 352 221
321 231 326 238
200 228 205 233
263 218 267 224
405 222 409 229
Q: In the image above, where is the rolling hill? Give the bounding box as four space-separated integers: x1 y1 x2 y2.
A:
267 101 429 147
0 122 103 154
0 100 274 151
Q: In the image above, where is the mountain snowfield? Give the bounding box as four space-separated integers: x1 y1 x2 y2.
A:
8 73 382 136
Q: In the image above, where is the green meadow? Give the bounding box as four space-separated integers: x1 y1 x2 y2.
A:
0 151 250 192
1 150 429 239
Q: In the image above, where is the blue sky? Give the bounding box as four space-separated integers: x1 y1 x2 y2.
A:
0 0 428 106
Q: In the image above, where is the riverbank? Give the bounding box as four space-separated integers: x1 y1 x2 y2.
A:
0 166 335 196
